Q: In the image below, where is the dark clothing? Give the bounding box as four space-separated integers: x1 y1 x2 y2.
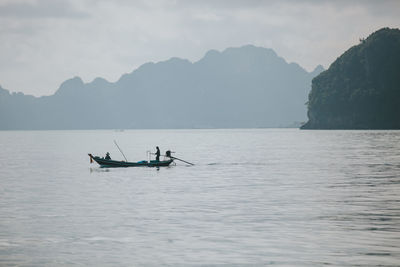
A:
105 153 111 160
155 147 160 161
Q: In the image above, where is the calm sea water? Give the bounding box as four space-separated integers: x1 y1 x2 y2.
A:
0 129 399 266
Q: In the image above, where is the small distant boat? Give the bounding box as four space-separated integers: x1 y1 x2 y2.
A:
88 154 174 168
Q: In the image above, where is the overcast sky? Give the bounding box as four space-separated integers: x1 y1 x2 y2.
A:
0 0 399 96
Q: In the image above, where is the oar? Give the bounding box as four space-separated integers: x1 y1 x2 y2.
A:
171 156 194 166
114 140 128 162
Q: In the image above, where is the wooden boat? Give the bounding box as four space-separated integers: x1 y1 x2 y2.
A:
88 153 174 168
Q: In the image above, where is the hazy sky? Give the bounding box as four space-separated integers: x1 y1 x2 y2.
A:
1 0 399 96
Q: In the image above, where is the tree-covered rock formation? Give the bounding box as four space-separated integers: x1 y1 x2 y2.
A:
302 27 400 129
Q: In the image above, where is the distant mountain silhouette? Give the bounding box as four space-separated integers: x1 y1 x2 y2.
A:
0 45 323 130
302 28 400 129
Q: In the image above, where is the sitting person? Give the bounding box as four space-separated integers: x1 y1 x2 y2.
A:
105 152 111 160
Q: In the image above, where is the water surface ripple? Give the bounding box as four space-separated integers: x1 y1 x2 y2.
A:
0 129 399 266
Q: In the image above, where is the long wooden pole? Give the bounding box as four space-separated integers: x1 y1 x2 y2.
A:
171 156 194 166
114 140 128 162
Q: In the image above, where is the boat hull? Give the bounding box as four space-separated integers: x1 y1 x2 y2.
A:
88 154 173 168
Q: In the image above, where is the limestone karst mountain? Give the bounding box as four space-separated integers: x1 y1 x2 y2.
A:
0 45 323 130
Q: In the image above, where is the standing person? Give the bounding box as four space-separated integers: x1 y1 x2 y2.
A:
155 146 160 161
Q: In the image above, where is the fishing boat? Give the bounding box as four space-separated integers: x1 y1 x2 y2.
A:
88 153 174 168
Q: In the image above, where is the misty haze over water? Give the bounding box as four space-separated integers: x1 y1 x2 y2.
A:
1 0 400 265
0 45 323 130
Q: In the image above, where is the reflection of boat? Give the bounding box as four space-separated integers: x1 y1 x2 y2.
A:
88 154 174 168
